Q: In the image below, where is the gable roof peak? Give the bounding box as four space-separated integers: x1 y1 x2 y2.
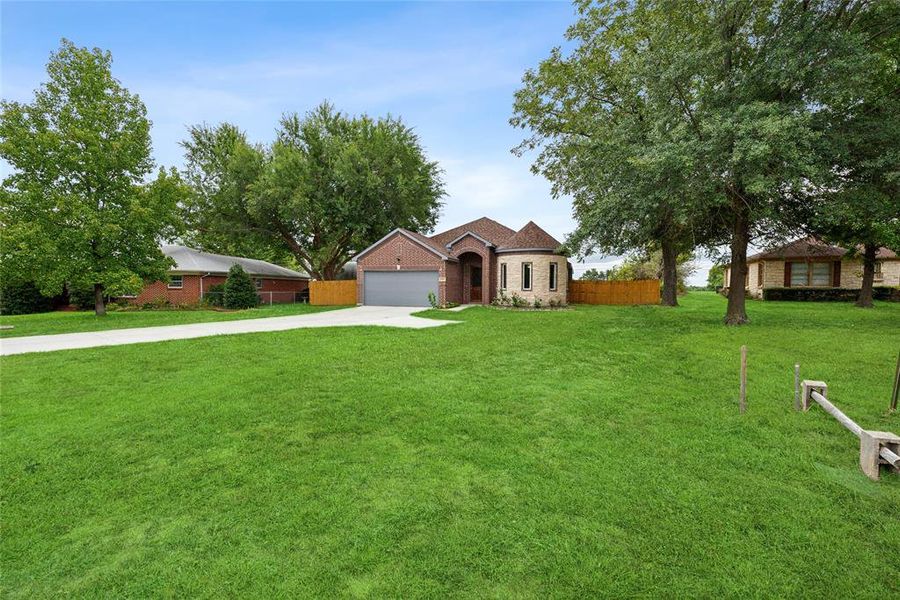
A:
429 216 517 247
497 221 562 252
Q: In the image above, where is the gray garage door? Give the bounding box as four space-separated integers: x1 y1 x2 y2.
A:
364 270 439 306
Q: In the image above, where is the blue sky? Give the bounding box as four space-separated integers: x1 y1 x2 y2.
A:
1 1 712 283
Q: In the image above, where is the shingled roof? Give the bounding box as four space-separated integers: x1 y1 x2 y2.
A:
401 228 455 258
748 237 898 261
162 245 309 279
429 217 517 248
496 221 562 253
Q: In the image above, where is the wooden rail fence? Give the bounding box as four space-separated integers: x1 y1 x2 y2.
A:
569 279 660 305
309 280 357 305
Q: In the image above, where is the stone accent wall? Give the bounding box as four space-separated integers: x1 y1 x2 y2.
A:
834 258 900 287
356 232 446 304
497 252 568 304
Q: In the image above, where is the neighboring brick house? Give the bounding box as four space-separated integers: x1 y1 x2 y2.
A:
355 217 569 306
128 245 309 305
723 237 900 299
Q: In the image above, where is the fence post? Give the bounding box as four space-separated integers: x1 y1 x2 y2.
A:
739 345 747 414
891 350 899 413
794 364 801 411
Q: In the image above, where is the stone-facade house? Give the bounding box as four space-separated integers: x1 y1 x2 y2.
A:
355 217 569 306
723 237 900 299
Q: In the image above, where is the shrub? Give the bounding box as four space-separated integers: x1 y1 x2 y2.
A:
204 283 226 307
141 296 171 310
762 287 900 302
492 289 512 307
428 291 439 309
511 293 528 308
533 297 543 309
223 265 258 309
0 282 54 315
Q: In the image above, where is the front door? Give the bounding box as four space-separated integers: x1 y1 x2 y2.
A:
470 266 482 303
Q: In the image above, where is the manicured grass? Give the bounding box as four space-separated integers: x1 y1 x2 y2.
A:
2 293 898 597
0 302 344 338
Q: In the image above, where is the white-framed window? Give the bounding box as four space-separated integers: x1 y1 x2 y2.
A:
810 262 830 286
500 263 507 289
522 262 532 291
789 261 831 287
255 279 263 289
549 262 558 291
874 261 883 281
167 275 183 289
790 262 809 287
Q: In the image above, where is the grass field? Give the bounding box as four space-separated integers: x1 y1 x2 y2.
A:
2 293 898 597
0 302 341 338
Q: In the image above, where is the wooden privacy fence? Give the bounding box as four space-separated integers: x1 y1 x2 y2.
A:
569 279 660 305
309 280 357 305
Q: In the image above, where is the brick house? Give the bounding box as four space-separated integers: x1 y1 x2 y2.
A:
355 217 569 307
129 245 309 305
722 237 900 299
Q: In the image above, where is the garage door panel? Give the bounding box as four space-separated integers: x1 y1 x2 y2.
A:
364 271 438 306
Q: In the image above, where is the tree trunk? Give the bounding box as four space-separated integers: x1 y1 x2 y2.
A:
724 195 750 325
94 283 107 316
855 243 877 308
660 235 679 307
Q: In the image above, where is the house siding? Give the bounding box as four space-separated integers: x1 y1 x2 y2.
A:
131 274 307 305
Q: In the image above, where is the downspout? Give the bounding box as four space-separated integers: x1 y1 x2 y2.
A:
200 272 212 301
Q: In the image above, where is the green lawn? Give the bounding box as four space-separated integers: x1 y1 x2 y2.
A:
2 293 898 597
0 302 343 338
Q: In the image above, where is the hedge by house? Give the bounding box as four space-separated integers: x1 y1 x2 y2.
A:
223 265 258 309
762 287 900 302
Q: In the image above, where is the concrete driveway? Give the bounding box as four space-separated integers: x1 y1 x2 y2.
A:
0 306 458 356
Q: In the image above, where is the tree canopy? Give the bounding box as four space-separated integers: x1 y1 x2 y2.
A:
0 40 185 315
808 0 900 307
513 0 895 322
182 102 445 280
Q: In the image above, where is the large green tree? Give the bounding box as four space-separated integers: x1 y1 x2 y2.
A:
0 40 184 315
514 1 881 323
182 102 445 280
810 1 900 307
511 3 710 307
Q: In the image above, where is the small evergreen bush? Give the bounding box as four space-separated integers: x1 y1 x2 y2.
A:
224 265 259 309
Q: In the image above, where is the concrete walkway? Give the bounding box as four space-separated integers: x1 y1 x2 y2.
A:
0 306 458 356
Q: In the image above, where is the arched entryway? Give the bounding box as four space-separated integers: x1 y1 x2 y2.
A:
458 251 485 304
